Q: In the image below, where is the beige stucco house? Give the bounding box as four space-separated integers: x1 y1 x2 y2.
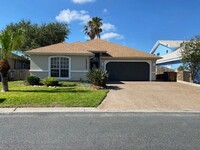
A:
25 39 160 81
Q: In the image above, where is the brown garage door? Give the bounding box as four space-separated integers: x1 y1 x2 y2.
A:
106 62 150 81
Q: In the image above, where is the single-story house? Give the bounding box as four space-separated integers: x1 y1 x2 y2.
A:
25 39 160 81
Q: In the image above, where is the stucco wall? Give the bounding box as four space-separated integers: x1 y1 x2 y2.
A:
30 55 49 71
30 55 90 80
30 71 49 79
71 72 88 81
151 60 156 81
71 56 89 70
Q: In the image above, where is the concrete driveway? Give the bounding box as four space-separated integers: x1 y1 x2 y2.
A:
99 82 200 111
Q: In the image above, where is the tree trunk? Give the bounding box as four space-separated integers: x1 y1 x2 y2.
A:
1 71 9 92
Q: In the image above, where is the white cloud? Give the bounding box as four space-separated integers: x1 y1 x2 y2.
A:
72 0 95 4
102 23 116 32
103 9 108 13
101 32 124 40
55 9 90 24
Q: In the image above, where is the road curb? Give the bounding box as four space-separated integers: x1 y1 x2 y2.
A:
0 107 100 113
1 108 200 113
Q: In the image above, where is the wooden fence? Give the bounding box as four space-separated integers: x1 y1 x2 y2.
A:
9 69 30 80
156 66 175 74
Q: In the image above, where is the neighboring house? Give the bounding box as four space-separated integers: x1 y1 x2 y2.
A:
150 40 184 69
7 53 30 80
150 40 200 82
25 39 160 81
0 51 30 80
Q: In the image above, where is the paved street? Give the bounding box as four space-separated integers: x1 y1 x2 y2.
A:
0 112 200 150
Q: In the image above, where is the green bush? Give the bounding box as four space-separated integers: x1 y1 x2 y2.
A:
26 76 40 85
86 69 108 87
43 77 59 86
177 65 185 71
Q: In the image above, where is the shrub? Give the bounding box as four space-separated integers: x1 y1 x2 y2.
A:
177 65 185 71
43 77 59 86
26 76 40 85
86 69 108 87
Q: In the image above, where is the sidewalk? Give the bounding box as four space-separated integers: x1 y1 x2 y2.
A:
0 107 99 113
1 107 200 113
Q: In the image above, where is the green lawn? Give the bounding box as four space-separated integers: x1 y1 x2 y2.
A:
0 81 108 107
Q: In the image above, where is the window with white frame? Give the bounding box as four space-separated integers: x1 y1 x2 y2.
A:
50 57 69 78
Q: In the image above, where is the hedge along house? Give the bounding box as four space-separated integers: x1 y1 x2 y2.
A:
25 39 161 81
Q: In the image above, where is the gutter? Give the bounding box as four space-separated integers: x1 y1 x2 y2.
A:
100 56 162 60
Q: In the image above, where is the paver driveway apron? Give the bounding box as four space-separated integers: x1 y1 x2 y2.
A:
99 82 200 111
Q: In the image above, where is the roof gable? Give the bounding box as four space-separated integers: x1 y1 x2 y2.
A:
150 40 184 54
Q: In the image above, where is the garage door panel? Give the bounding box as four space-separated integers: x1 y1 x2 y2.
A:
106 62 149 81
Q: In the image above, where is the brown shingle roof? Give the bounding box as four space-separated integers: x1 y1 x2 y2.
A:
84 39 160 58
25 39 160 59
25 42 93 55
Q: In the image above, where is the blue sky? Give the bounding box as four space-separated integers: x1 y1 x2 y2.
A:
1 0 200 52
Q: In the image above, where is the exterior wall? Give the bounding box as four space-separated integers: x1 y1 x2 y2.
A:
101 58 156 81
153 45 173 56
71 72 87 81
30 55 49 71
151 60 156 81
30 71 49 79
30 54 158 81
30 55 90 80
71 56 89 70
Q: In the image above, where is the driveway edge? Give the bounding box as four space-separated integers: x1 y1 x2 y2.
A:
177 80 200 87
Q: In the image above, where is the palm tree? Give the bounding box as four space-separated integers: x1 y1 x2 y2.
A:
84 17 103 40
0 29 24 92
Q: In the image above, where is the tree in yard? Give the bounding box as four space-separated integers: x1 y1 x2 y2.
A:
181 36 200 82
6 20 70 51
0 29 24 92
84 17 103 40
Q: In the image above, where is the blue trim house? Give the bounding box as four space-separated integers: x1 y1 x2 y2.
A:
150 40 200 83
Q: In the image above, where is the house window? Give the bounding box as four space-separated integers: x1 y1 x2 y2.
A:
50 57 69 78
157 53 160 56
166 50 168 53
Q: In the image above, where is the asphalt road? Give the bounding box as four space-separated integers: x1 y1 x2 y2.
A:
0 112 200 150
